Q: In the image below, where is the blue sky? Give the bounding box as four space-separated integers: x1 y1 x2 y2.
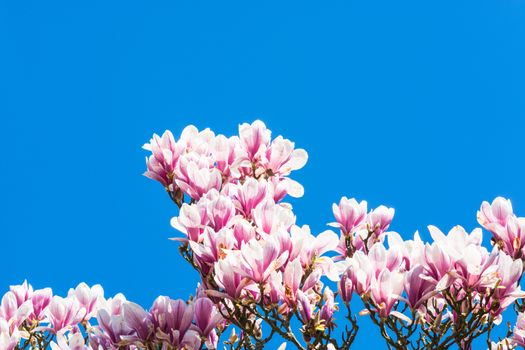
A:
1 0 525 348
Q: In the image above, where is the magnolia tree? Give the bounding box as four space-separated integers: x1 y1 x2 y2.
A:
3 121 525 350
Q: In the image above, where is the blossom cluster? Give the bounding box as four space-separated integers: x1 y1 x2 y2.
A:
144 121 349 348
4 120 525 350
0 281 222 350
143 121 525 349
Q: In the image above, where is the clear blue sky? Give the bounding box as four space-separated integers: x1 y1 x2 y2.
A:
1 1 524 348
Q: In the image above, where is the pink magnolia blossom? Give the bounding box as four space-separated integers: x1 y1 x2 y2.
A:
268 176 305 201
404 265 435 309
499 215 525 259
252 198 295 235
239 120 271 162
488 253 525 315
320 287 337 327
29 288 53 322
171 202 208 242
189 227 237 271
213 254 257 300
68 282 104 321
262 136 308 177
370 268 405 318
0 291 33 330
193 297 223 338
122 302 154 343
280 258 304 306
229 178 268 217
46 296 85 333
366 205 395 238
9 280 33 307
175 156 222 200
478 197 514 235
236 236 289 283
211 134 244 180
143 130 186 188
150 296 200 349
330 197 368 236
95 307 133 345
296 290 315 323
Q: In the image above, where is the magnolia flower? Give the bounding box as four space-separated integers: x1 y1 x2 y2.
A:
499 216 525 259
143 130 186 188
122 302 154 343
29 287 52 322
320 287 337 327
175 156 222 200
478 197 514 235
404 265 435 309
262 136 308 177
281 258 304 306
68 282 104 321
171 202 208 242
214 254 257 300
239 120 271 161
46 296 85 333
9 280 33 307
193 297 223 338
237 236 289 283
489 253 525 315
330 197 368 235
252 198 295 235
370 268 405 318
367 205 395 237
230 178 268 217
150 296 201 349
211 134 244 180
95 308 133 345
0 291 33 329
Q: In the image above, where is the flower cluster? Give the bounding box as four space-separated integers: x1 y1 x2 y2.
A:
143 121 525 350
5 120 525 350
145 121 350 349
0 281 222 350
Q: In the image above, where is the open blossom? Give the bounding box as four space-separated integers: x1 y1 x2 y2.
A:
370 268 405 318
497 215 525 259
404 265 435 309
262 135 308 177
143 130 182 187
29 288 52 322
229 178 268 217
150 296 200 349
478 197 514 234
252 198 295 235
239 120 271 162
175 156 222 200
68 282 104 321
331 197 368 235
489 253 525 315
367 205 395 237
46 296 85 333
213 254 257 300
237 236 289 283
0 291 33 329
193 297 223 339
